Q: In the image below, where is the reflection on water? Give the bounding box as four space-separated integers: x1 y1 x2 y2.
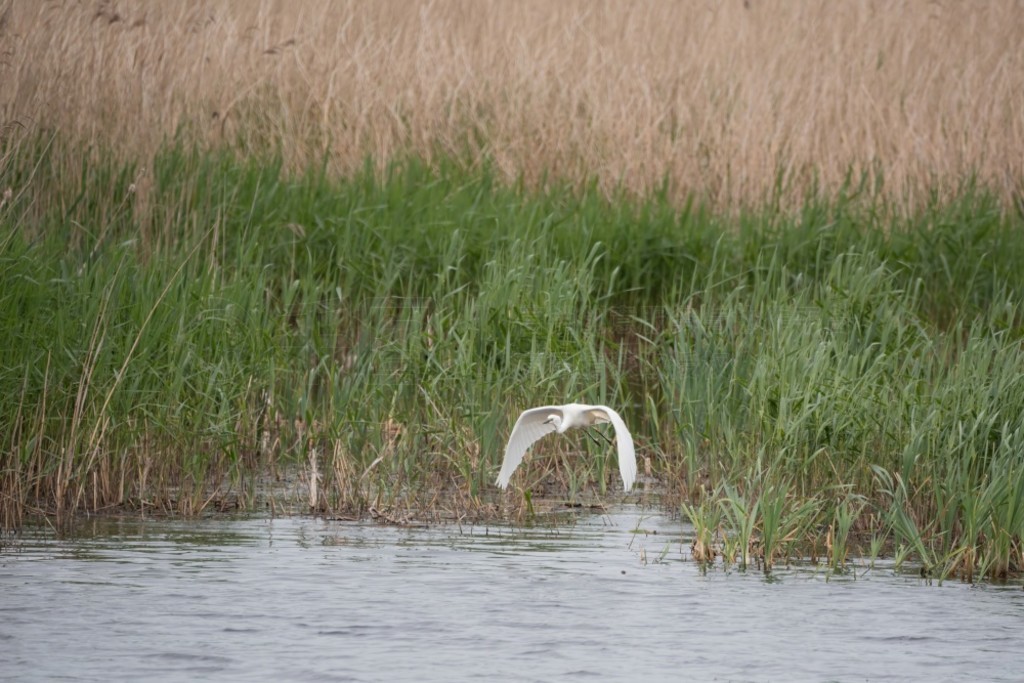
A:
2 508 1023 682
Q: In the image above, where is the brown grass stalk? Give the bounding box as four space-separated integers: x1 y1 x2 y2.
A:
2 0 1021 208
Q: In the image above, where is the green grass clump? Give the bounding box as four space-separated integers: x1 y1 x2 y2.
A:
2 137 1024 580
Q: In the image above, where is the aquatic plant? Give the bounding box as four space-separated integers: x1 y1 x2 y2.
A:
681 491 721 564
719 483 760 570
827 495 866 572
1 144 1023 544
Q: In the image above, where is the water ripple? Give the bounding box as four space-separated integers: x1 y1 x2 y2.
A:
2 510 1023 681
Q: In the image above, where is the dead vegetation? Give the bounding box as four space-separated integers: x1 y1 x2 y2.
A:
2 0 1022 208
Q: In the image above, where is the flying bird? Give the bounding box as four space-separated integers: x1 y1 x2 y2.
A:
496 403 637 491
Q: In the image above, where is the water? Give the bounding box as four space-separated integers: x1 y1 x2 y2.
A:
3 508 1023 682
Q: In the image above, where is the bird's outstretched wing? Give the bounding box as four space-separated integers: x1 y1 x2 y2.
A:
593 405 637 491
496 406 562 489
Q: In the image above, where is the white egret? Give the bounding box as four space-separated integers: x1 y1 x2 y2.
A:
496 403 637 491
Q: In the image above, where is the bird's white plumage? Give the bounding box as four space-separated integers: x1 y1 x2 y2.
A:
600 406 637 491
495 403 637 491
495 406 561 490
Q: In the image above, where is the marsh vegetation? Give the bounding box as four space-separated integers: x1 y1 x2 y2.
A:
2 1 1023 580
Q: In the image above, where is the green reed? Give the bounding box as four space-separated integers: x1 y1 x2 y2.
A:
681 492 721 564
2 136 1024 579
828 494 866 572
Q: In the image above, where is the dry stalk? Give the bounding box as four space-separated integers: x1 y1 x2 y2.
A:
1 1 1020 209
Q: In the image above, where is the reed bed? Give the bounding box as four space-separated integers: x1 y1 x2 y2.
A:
3 2 1024 581
2 1 1023 209
2 139 1024 579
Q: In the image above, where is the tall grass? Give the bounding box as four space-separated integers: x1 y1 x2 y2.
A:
1 1 1022 209
3 133 1024 579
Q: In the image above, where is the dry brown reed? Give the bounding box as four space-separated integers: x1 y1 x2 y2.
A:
2 0 1022 207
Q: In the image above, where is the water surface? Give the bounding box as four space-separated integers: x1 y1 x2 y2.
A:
2 508 1022 682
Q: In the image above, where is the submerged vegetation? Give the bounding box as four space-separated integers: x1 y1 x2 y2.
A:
2 2 1024 581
